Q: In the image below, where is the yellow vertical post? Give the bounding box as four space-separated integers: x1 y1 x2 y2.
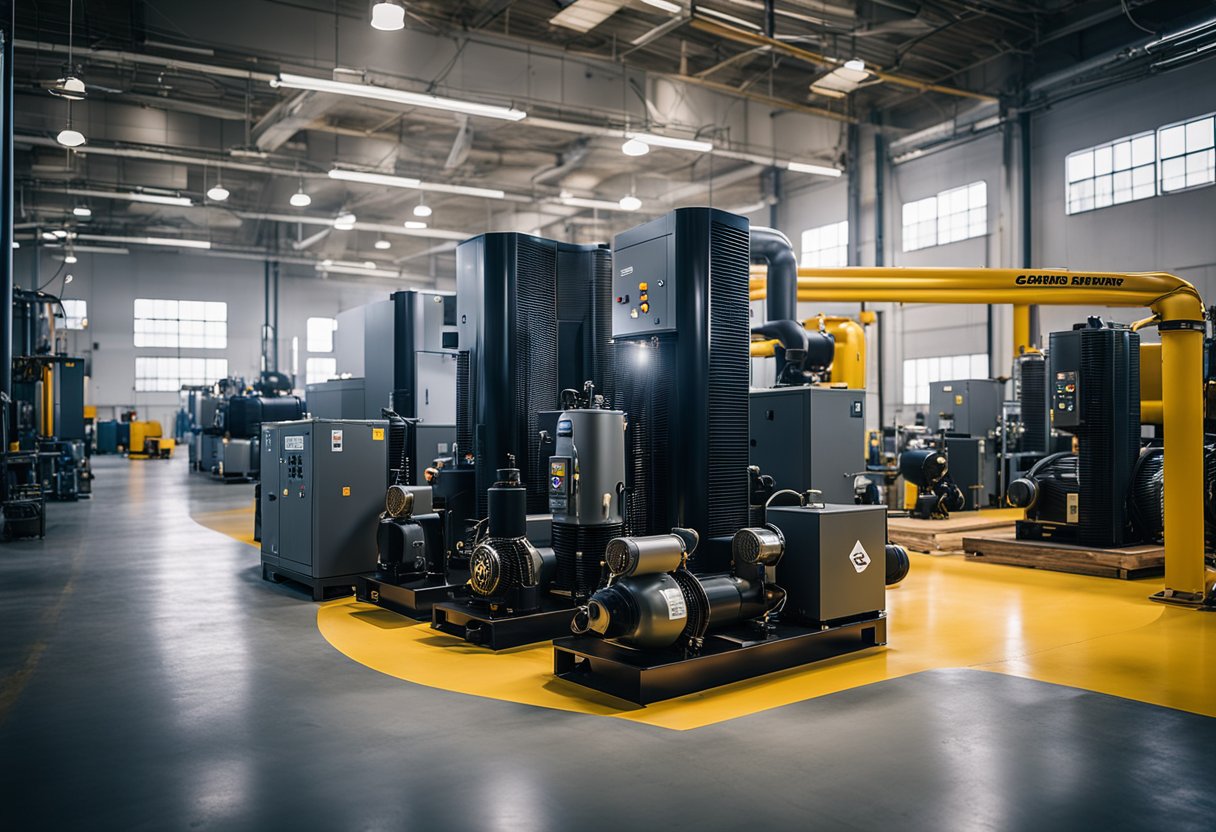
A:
1012 305 1032 355
1159 326 1207 601
41 365 54 437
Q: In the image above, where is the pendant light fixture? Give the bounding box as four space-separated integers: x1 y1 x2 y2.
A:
413 195 432 218
370 1 407 31
54 0 86 148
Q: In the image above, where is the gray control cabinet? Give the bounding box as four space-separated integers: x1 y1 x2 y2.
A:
259 419 388 599
927 379 1002 435
944 435 998 511
750 386 865 504
766 503 887 624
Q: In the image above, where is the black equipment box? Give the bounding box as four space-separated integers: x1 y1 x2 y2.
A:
765 503 887 624
749 386 864 504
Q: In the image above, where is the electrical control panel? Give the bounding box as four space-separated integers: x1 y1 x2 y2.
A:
612 220 676 338
1052 370 1079 427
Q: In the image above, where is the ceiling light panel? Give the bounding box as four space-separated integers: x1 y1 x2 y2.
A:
271 73 526 121
550 0 627 33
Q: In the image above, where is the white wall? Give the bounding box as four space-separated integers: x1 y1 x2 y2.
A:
15 249 394 429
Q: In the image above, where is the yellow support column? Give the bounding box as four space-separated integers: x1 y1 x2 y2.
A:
1157 325 1208 603
1012 304 1032 355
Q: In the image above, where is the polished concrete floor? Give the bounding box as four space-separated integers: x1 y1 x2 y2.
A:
2 456 1215 830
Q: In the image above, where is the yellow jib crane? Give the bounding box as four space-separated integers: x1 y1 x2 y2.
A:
750 265 1211 607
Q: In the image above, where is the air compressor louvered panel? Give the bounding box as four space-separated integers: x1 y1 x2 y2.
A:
1019 356 1049 453
455 350 471 458
515 237 559 513
591 248 616 404
706 220 751 538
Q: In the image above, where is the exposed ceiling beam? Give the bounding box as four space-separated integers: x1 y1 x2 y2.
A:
688 15 999 103
253 91 335 152
13 39 276 83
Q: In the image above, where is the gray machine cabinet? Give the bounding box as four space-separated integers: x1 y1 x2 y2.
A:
944 435 998 511
766 503 887 624
260 419 387 598
927 379 1002 435
306 378 367 420
749 386 865 504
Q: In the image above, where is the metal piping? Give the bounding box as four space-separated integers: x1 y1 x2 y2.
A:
749 226 797 324
0 11 13 454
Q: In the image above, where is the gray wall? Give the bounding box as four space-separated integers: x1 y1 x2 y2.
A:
15 248 394 430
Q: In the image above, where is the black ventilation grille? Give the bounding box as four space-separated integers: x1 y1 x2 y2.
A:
591 248 616 403
706 220 751 539
552 521 620 599
455 350 471 460
1019 355 1049 454
515 237 558 514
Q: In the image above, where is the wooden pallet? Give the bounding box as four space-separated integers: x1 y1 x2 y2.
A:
962 532 1165 579
887 509 1021 555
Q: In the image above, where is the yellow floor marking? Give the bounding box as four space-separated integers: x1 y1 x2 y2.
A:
317 551 1215 730
191 504 258 549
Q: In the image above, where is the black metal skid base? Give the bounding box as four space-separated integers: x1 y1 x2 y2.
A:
356 575 460 620
431 596 578 650
261 560 359 601
553 613 888 705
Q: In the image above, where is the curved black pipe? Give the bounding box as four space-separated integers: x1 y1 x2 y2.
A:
751 319 810 353
749 226 798 324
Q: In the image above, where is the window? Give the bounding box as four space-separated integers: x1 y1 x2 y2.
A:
800 220 848 267
306 357 337 386
902 353 989 406
1065 132 1156 214
56 299 88 330
1159 114 1215 193
135 357 229 392
307 317 337 353
900 181 987 252
134 299 227 349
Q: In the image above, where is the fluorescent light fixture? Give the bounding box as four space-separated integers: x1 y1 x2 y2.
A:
640 0 683 12
65 188 194 207
625 131 712 153
786 161 843 177
370 1 406 31
289 189 312 208
57 128 86 148
621 138 651 157
403 220 427 229
271 72 527 122
413 203 432 218
316 259 400 279
73 206 92 217
76 234 211 250
560 195 629 211
698 6 761 31
52 229 69 239
333 211 357 230
811 60 872 98
41 232 57 241
329 168 421 189
207 184 230 201
374 238 392 250
619 195 643 211
328 167 506 200
550 0 626 33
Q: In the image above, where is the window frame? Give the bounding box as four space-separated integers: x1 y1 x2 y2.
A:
133 298 228 350
306 316 337 354
134 357 230 393
1157 112 1215 196
56 298 88 330
800 219 849 268
900 181 987 252
305 356 337 386
901 353 990 407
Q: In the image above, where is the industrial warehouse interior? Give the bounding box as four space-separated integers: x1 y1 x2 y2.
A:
3 0 1216 828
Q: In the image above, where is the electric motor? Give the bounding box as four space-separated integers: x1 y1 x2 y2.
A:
732 525 785 566
466 466 554 613
376 487 443 585
385 484 414 519
900 448 948 487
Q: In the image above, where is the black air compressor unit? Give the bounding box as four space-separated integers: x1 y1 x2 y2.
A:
1012 321 1140 547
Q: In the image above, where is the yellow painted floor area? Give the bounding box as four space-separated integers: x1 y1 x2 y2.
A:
318 552 1215 730
191 504 258 549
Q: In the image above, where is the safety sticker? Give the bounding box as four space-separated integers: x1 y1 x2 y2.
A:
372 428 385 441
849 540 872 573
659 587 687 620
284 435 304 451
331 430 344 452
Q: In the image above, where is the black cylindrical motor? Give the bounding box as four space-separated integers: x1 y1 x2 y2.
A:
467 466 554 614
900 448 966 519
549 390 626 601
572 528 784 651
1007 452 1079 521
376 486 444 585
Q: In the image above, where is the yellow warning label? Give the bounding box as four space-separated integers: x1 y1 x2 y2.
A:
954 394 964 406
342 486 351 497
372 428 385 441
